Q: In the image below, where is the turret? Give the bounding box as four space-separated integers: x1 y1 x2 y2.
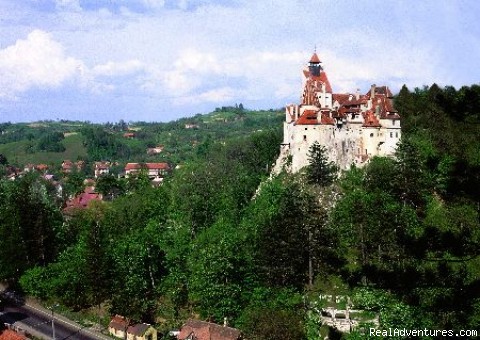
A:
308 53 322 77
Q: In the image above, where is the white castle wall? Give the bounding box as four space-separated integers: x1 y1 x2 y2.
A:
281 119 401 172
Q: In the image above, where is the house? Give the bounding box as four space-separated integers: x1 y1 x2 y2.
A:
177 319 241 340
124 163 144 176
124 163 171 178
62 160 85 173
36 164 49 173
108 316 157 340
109 315 128 339
145 163 171 178
94 161 111 178
0 326 27 340
127 323 157 340
184 123 199 129
23 164 36 172
275 52 401 172
146 145 165 155
63 187 103 214
123 132 136 138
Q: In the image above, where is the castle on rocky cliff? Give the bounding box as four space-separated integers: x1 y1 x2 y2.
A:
276 52 401 172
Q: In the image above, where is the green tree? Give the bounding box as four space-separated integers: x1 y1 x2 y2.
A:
0 153 7 165
187 220 252 322
306 142 338 186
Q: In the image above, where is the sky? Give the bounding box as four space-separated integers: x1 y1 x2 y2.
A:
0 0 479 123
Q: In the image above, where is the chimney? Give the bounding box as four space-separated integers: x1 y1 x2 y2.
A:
370 84 376 99
295 105 299 120
355 88 360 100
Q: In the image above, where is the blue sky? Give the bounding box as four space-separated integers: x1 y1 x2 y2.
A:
0 0 479 123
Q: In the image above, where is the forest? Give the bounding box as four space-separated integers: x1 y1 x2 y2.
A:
0 85 479 339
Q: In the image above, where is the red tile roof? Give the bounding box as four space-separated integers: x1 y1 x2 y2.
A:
309 52 321 63
343 97 367 106
145 162 170 170
332 93 350 105
0 329 26 340
127 323 151 336
295 109 319 125
64 191 102 213
109 315 128 331
36 164 48 171
309 72 333 93
362 110 381 127
295 110 335 126
320 112 335 125
177 320 241 340
125 162 171 171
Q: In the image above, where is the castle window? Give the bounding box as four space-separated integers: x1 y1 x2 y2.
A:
303 135 307 141
396 132 399 138
370 133 374 137
392 120 396 126
305 128 308 130
390 132 393 138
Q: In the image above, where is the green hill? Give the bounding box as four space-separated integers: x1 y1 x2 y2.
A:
0 108 283 168
0 133 87 166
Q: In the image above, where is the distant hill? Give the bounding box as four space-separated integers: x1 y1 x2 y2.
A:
0 108 283 170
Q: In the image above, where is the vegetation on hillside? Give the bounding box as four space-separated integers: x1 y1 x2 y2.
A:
0 87 479 339
0 107 283 170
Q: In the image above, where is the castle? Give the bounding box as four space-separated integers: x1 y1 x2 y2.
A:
276 52 401 172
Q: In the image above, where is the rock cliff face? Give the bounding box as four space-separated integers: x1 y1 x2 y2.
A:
276 53 401 173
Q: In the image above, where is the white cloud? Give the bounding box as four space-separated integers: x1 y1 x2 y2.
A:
0 1 478 122
0 30 84 98
92 60 145 77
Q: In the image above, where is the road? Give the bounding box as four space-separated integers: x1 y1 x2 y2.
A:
1 292 110 340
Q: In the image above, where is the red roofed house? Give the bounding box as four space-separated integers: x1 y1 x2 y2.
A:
0 327 27 340
62 160 85 174
275 51 401 172
63 188 103 214
94 161 111 178
177 319 241 340
146 145 165 155
108 316 157 340
125 163 171 179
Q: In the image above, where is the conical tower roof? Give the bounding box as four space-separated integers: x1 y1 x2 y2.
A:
309 52 321 64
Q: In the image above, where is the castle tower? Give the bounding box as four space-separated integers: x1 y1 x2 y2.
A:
308 52 322 77
274 51 401 173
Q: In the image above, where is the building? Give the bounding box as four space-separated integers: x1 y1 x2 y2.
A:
63 187 103 215
94 161 111 178
0 329 26 340
276 52 401 172
146 145 165 155
177 319 241 340
62 160 85 174
124 163 171 178
108 316 157 340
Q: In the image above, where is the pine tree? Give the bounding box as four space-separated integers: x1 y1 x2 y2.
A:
306 142 338 186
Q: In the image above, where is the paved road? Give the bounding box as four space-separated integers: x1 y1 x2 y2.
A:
1 292 110 340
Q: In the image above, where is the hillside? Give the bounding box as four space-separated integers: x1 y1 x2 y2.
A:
0 107 283 170
2 85 479 339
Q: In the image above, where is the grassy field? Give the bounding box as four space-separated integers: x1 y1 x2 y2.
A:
0 133 87 166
